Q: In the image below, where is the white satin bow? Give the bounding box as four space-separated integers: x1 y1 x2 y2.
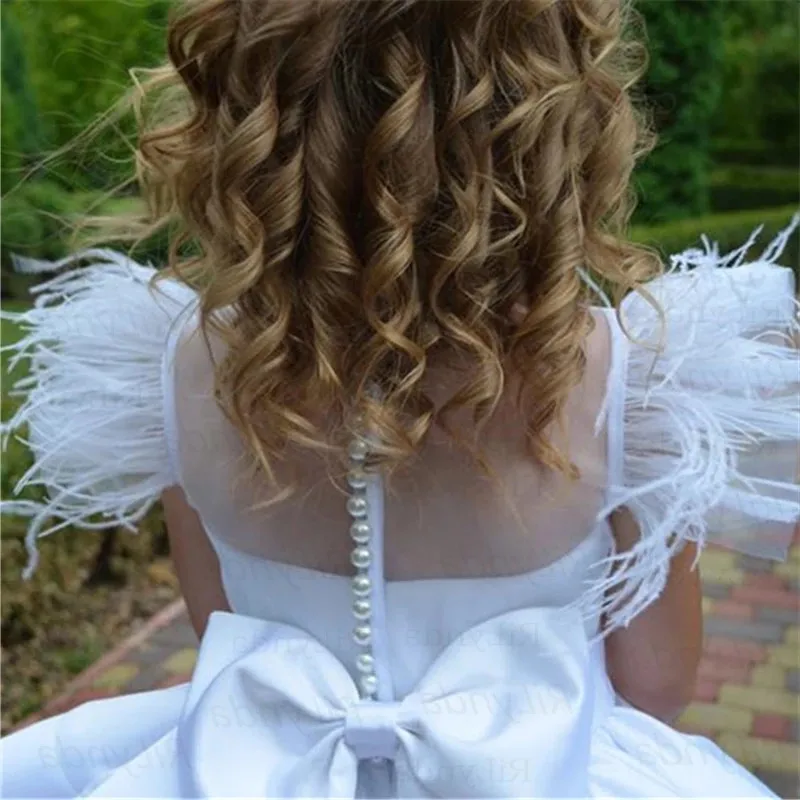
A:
178 608 607 797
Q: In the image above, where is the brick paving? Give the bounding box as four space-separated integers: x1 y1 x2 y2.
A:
14 543 800 798
675 542 800 798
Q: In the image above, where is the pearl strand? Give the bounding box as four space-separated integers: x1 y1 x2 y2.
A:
347 435 378 699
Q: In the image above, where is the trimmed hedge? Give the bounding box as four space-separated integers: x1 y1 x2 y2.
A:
712 8 799 170
710 166 800 212
713 139 800 170
632 205 799 276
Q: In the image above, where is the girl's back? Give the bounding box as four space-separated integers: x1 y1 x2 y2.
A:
173 304 613 583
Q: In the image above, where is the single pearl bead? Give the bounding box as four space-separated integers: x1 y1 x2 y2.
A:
360 674 378 697
353 598 371 620
351 546 371 569
356 652 375 673
347 470 367 490
352 574 371 596
350 520 371 544
346 495 368 518
348 438 368 461
353 624 371 645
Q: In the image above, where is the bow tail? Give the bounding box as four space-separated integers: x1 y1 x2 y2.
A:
394 738 520 798
394 728 494 797
184 716 359 797
395 740 593 799
394 754 428 797
279 735 360 797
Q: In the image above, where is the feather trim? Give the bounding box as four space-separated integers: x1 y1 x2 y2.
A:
583 214 800 631
1 250 195 578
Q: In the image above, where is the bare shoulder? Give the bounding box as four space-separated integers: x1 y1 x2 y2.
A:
586 307 614 379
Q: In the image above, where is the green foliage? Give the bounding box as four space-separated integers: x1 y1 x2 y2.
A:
711 0 799 167
3 0 170 191
1 7 42 191
1 0 173 298
2 181 78 257
634 2 727 223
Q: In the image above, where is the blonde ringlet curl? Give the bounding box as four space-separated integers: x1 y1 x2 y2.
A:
83 0 661 490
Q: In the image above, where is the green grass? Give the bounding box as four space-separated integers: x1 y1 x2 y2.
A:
1 300 27 327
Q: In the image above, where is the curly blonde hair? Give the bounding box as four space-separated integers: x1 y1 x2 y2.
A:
93 0 660 484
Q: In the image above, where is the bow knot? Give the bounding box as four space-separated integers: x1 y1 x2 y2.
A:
344 699 402 760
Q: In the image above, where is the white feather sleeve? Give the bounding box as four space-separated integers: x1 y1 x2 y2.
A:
590 214 800 630
1 249 197 578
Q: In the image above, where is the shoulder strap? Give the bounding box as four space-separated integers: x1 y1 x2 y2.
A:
592 307 630 503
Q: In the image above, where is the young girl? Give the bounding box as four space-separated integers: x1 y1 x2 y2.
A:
2 1 798 797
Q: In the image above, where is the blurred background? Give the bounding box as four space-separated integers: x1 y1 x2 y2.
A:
1 1 798 784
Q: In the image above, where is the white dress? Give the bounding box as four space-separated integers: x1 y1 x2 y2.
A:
1 217 799 799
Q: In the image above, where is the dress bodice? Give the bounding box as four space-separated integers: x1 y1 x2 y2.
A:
208 520 613 697
166 298 621 701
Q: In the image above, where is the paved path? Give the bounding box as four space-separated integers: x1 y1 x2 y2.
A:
17 543 800 798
